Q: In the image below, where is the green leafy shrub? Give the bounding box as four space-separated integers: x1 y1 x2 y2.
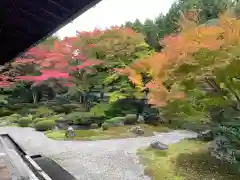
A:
0 109 13 117
214 116 240 149
105 98 139 118
102 123 109 130
124 114 137 125
31 107 55 118
105 106 125 119
7 103 39 111
20 103 39 108
74 108 87 112
90 103 110 117
65 112 93 125
181 122 210 133
7 114 21 123
51 104 85 114
0 99 8 105
33 115 58 125
34 120 56 131
106 117 125 125
18 117 32 127
63 104 85 113
90 116 105 125
16 108 31 116
63 104 83 109
33 118 45 124
51 106 68 114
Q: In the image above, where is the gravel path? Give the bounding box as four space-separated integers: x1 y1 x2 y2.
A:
0 127 197 180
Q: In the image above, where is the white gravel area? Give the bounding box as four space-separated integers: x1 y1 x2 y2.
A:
0 127 197 180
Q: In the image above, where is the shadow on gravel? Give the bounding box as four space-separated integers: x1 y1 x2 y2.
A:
32 154 77 180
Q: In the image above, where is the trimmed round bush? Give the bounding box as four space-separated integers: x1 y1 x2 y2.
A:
91 116 105 125
65 112 93 125
0 109 13 117
124 114 137 125
102 123 109 130
32 107 55 118
33 118 45 124
51 106 67 114
7 114 21 123
34 120 56 131
63 104 83 109
18 117 32 127
55 104 85 114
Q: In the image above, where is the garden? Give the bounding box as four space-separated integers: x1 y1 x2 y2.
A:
1 0 240 179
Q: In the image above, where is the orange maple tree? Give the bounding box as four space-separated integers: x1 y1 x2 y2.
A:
117 11 240 107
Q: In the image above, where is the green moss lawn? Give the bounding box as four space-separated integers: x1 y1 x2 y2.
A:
45 124 171 141
137 140 240 180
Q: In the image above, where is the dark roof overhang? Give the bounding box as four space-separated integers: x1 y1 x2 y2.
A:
0 0 101 65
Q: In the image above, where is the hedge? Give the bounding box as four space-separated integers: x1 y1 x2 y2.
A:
34 120 56 131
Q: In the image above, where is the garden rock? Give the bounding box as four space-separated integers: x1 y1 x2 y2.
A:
66 126 76 137
150 141 168 150
197 129 214 141
129 126 144 135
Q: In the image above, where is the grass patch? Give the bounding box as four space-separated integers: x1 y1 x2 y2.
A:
137 140 240 180
45 124 171 141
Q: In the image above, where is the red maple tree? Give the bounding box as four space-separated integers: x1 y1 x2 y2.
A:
0 27 138 88
0 36 103 88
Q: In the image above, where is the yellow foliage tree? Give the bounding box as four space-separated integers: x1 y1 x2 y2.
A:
117 11 240 108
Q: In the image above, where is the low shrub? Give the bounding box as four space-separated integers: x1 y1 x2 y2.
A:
65 112 82 125
102 123 109 130
77 112 93 125
33 118 45 124
124 114 137 125
106 117 125 125
74 108 87 112
16 108 31 116
63 104 83 109
32 107 55 118
51 104 84 114
0 109 13 117
20 103 39 108
56 104 85 114
18 116 32 127
7 103 39 112
7 114 21 123
90 116 105 124
34 115 59 124
51 106 68 114
65 112 93 125
34 120 56 131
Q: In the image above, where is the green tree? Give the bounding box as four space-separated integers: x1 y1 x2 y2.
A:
143 19 160 51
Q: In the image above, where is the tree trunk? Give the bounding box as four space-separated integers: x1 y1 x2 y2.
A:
32 92 37 104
